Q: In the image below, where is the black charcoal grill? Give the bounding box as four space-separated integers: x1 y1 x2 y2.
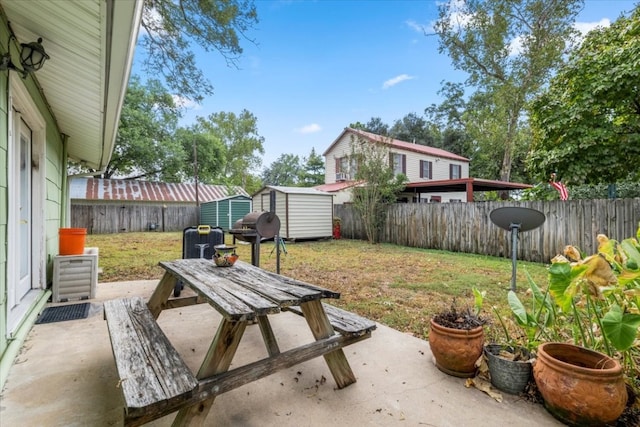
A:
229 211 280 267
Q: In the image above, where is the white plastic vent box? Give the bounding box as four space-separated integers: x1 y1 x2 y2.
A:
52 248 98 302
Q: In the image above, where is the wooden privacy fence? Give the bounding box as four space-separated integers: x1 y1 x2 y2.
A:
335 199 640 263
71 204 199 234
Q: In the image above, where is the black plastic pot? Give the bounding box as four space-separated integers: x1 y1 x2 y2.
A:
484 344 532 394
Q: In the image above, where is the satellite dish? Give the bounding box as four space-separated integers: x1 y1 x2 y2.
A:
489 207 546 291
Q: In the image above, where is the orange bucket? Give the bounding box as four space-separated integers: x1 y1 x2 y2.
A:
59 228 87 255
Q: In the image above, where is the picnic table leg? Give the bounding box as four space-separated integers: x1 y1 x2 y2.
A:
257 315 280 356
300 300 357 388
147 272 177 319
171 318 247 426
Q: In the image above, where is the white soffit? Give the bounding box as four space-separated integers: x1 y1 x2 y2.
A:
1 0 142 171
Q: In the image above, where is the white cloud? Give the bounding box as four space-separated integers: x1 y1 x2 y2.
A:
508 35 524 56
406 19 431 34
296 123 322 134
172 95 200 110
575 18 611 37
382 74 415 89
444 0 473 30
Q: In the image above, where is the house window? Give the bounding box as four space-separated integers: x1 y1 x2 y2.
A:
350 156 359 178
390 153 406 175
335 156 359 180
450 164 462 179
420 160 433 179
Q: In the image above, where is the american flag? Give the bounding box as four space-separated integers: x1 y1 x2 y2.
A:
549 180 569 200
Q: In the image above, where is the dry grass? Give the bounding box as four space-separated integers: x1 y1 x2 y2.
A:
87 232 550 340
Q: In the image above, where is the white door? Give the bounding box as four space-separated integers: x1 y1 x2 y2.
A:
17 119 32 299
7 76 46 337
7 118 34 332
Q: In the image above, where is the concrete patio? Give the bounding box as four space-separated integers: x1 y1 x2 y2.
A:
0 280 563 426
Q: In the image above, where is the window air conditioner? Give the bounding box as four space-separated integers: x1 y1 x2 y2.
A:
335 172 347 181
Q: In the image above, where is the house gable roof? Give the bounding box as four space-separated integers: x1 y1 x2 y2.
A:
70 178 249 204
323 128 470 163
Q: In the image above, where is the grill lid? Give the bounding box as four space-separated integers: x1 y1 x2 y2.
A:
233 212 281 239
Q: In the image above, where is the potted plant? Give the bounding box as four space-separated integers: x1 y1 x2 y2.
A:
531 226 640 426
534 341 627 426
484 274 559 394
483 343 532 394
429 287 487 378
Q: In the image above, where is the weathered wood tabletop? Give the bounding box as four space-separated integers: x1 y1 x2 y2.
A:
108 258 375 427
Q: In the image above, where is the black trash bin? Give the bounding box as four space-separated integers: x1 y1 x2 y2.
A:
174 225 224 296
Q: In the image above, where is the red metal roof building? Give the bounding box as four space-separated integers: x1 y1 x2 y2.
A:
70 178 248 204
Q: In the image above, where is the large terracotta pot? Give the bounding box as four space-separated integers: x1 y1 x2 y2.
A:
533 342 627 426
428 318 484 378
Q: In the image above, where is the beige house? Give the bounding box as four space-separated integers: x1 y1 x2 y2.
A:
321 128 472 203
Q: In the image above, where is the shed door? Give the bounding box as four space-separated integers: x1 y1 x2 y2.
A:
229 200 251 228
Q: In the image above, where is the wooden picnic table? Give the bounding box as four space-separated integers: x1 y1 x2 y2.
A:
104 258 376 426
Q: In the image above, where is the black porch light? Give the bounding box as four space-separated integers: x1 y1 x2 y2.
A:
0 35 50 79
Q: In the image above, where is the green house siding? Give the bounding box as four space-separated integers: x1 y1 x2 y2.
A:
0 34 8 369
0 23 65 388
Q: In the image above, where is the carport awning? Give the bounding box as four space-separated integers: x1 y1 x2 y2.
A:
404 178 532 202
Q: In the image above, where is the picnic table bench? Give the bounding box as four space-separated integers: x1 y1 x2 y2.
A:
104 258 376 426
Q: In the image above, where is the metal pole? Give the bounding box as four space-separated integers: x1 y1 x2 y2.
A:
510 224 520 292
275 234 281 274
193 139 200 224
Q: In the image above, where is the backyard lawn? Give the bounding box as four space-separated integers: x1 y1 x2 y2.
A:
87 231 551 341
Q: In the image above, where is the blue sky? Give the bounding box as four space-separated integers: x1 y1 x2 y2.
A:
143 0 638 170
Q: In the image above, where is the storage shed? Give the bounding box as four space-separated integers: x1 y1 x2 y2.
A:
201 195 252 230
252 186 334 240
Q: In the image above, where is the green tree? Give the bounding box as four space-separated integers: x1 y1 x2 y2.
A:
104 77 183 180
389 112 435 146
261 154 304 186
242 174 263 195
175 126 226 184
349 118 390 136
195 109 265 189
425 83 532 181
138 0 259 103
528 8 640 184
350 135 407 243
364 117 390 136
435 0 582 182
425 82 475 157
302 148 325 186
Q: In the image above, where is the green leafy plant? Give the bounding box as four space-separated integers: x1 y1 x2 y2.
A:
472 286 485 317
493 271 560 351
433 287 487 331
547 223 640 390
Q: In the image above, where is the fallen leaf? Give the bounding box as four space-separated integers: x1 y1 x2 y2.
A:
466 377 503 403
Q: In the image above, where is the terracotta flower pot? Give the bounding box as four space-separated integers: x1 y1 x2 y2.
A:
428 318 484 378
533 342 627 426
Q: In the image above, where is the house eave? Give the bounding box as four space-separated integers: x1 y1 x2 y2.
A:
1 0 143 171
